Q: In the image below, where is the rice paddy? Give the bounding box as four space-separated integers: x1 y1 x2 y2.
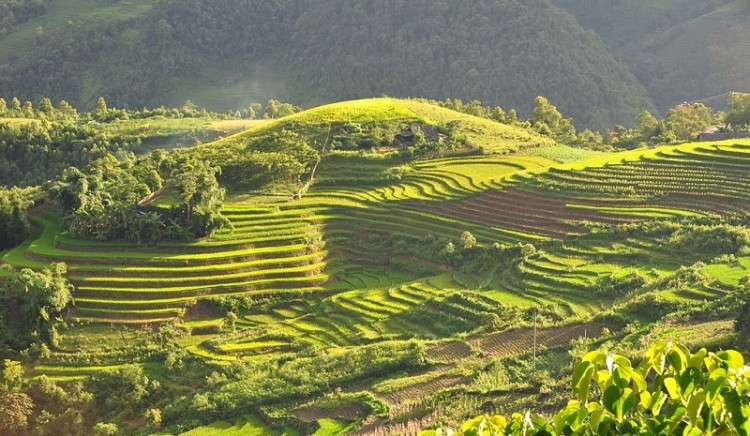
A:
3 100 749 434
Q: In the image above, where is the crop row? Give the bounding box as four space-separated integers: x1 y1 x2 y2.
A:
5 205 332 323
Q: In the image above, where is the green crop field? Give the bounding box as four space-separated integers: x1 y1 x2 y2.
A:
1 98 749 435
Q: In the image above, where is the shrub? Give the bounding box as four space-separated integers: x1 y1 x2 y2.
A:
423 342 750 435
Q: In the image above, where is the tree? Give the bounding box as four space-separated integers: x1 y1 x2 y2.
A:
92 422 119 436
9 97 21 114
95 97 108 117
635 110 659 137
145 408 162 429
47 167 90 213
665 102 714 140
170 158 228 237
1 360 24 393
56 100 77 119
531 96 563 130
2 264 74 346
531 96 576 143
38 97 54 116
726 92 750 127
460 231 477 250
6 200 30 246
0 392 34 434
21 101 33 118
87 365 152 418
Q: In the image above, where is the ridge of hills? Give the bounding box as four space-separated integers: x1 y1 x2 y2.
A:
554 0 750 113
0 0 660 130
2 1 749 130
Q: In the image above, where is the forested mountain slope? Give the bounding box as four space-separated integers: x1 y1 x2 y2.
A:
1 0 748 130
0 0 651 130
555 0 750 112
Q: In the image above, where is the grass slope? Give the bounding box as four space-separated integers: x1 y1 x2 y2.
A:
203 97 554 156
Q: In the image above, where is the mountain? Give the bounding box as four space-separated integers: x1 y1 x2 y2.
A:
0 0 652 130
554 0 750 112
1 0 748 130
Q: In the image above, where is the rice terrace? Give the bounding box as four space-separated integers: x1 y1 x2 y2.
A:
1 90 750 435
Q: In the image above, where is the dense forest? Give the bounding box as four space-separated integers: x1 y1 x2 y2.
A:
0 0 650 130
1 0 748 130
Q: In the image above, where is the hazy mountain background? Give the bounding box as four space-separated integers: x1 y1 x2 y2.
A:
0 0 748 130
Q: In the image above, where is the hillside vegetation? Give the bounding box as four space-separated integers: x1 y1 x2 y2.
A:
555 0 750 112
2 0 749 129
1 98 750 434
0 0 652 130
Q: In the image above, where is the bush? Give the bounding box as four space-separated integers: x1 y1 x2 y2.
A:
423 342 750 435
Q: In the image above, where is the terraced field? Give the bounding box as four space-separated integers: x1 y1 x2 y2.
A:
411 141 750 239
2 205 331 324
3 98 750 434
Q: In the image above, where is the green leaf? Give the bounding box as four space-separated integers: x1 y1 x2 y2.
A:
486 415 507 433
582 350 606 365
663 377 680 400
638 391 652 411
686 390 706 425
649 391 667 415
678 367 701 398
461 416 485 432
688 348 707 369
595 369 613 392
631 370 647 393
587 402 604 432
716 350 745 369
667 406 687 434
603 385 621 415
667 349 687 373
572 361 594 402
706 368 727 403
645 342 669 375
724 391 750 436
603 385 635 421
613 364 633 389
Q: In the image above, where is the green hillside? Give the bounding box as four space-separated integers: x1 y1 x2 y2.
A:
0 0 652 130
1 99 749 434
555 0 750 112
3 0 749 129
203 98 554 155
0 0 155 67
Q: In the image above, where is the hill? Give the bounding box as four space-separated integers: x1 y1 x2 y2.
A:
0 0 652 130
555 0 750 112
1 98 749 434
201 97 554 154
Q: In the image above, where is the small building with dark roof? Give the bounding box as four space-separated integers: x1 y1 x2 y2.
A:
395 124 443 143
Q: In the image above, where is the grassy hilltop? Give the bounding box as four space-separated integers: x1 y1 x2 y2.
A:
1 98 750 435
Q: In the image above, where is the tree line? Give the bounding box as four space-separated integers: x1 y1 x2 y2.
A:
434 92 750 149
0 97 300 188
